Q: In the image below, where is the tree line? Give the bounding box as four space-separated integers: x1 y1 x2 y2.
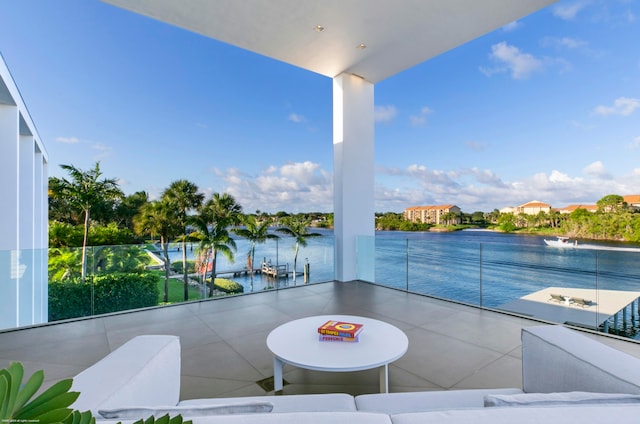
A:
374 195 640 243
48 162 322 302
495 194 640 242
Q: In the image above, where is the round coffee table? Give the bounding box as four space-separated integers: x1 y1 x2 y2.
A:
266 315 408 393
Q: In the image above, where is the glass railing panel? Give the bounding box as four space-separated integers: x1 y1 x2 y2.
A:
362 234 640 340
0 248 49 331
591 249 640 337
406 239 483 306
356 235 376 283
372 236 409 290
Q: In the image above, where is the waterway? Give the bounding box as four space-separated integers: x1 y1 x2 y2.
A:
168 229 640 336
170 229 640 299
373 230 640 306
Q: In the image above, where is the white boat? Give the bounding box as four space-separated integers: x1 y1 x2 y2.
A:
543 237 640 252
544 237 579 248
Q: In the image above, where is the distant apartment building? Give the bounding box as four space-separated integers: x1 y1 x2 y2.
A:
404 205 461 225
501 200 551 216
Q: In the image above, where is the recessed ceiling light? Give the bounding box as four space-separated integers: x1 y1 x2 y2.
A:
314 25 325 32
357 43 367 50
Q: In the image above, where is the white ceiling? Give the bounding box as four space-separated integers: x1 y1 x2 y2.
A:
103 0 556 83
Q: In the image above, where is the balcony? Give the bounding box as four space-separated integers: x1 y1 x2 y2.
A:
2 280 640 400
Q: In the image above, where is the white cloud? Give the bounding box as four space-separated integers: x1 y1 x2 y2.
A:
548 170 576 183
288 113 306 123
409 107 433 127
541 36 588 50
56 136 80 144
465 140 488 151
211 160 640 214
553 1 589 20
373 162 638 213
374 105 398 124
502 21 522 32
583 161 612 179
480 42 543 80
92 143 112 160
629 136 640 150
214 161 332 213
409 106 433 127
593 97 640 116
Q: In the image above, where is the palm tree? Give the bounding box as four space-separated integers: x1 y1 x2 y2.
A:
276 217 321 283
162 180 204 301
233 215 279 290
189 193 242 297
58 162 122 281
134 200 181 303
209 192 243 226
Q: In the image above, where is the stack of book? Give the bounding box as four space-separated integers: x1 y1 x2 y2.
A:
317 320 363 342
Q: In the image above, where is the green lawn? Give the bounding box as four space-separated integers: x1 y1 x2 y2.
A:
151 271 203 303
152 271 243 304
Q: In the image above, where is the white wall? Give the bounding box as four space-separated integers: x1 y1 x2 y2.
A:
0 55 49 330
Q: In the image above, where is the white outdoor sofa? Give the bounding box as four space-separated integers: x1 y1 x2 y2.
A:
71 325 640 424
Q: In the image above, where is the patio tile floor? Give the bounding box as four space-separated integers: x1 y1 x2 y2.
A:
1 281 639 401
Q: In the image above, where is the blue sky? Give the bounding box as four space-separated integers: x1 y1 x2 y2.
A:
1 0 638 214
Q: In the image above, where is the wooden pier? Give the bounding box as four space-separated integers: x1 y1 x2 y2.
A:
261 262 288 278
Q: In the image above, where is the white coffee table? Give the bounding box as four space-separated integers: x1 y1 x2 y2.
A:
266 314 408 393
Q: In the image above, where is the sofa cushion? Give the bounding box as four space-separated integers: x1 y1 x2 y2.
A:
522 325 640 394
99 412 392 424
72 335 181 415
484 391 640 407
98 401 274 419
179 393 356 413
355 388 523 413
390 404 640 424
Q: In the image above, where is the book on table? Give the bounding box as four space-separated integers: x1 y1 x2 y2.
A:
317 320 364 338
318 334 359 342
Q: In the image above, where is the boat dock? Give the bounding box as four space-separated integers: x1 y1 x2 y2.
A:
261 261 288 278
499 286 640 334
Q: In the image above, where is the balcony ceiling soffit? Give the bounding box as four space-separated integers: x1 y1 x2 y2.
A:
103 0 556 83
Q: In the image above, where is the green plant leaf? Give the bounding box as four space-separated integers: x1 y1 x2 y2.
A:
62 410 95 424
33 407 74 424
6 362 24 417
16 378 76 417
130 414 191 424
0 373 10 419
17 392 78 419
13 368 45 413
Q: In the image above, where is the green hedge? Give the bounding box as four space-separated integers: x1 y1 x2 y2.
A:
205 278 244 294
171 260 196 274
49 272 159 321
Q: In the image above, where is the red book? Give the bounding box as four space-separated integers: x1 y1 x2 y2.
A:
318 320 364 338
318 334 359 342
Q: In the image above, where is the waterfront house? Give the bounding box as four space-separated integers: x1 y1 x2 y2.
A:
624 195 640 211
515 200 552 215
556 204 598 214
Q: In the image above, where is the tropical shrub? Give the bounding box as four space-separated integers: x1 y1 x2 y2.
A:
207 277 244 294
49 273 159 321
171 260 196 274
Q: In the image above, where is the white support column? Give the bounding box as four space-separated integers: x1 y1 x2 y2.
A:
18 133 35 326
34 149 48 323
333 73 375 282
0 104 19 328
